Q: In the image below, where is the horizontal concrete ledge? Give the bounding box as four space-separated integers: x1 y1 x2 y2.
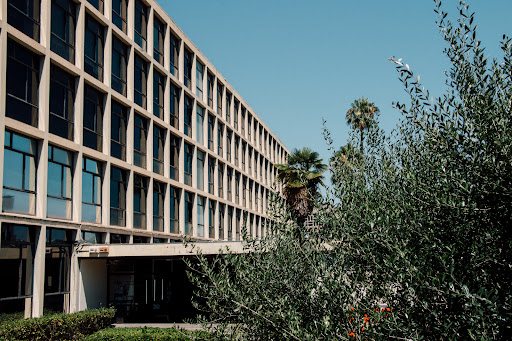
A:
77 241 247 258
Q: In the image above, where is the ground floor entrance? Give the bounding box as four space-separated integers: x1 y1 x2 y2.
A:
107 258 199 323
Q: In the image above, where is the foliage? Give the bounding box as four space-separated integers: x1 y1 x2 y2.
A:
345 97 380 152
188 1 511 340
275 147 327 225
0 312 24 325
330 143 363 186
84 327 212 341
0 307 115 340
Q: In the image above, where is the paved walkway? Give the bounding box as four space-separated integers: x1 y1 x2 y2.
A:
113 323 207 331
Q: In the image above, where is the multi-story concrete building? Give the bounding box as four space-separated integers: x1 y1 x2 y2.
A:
0 0 288 321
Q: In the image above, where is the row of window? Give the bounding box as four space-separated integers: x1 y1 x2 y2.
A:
6 0 288 163
3 130 270 237
6 39 285 176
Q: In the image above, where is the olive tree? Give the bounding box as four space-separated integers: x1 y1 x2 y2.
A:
186 1 511 339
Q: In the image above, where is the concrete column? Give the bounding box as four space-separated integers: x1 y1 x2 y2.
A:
147 7 154 61
148 63 154 115
0 28 6 203
32 225 47 318
24 240 34 318
0 0 6 21
163 66 170 127
164 181 170 234
212 75 217 116
191 142 197 189
40 0 50 49
36 139 49 219
147 117 153 171
73 152 83 222
127 45 134 102
126 168 134 229
211 199 217 239
191 53 196 98
163 22 170 73
104 0 112 21
127 0 135 42
147 177 153 232
191 192 197 237
179 87 184 136
69 231 81 313
201 63 207 104
178 39 184 85
75 0 85 71
102 162 111 227
104 26 112 88
179 185 185 235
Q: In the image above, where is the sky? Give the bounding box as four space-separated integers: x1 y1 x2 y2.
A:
159 0 512 171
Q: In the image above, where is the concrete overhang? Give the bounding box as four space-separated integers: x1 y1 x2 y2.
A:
76 241 247 258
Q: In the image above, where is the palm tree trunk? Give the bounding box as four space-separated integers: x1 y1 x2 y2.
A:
360 128 364 153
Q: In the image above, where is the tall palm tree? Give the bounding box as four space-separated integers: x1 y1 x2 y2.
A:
346 97 380 152
275 147 327 225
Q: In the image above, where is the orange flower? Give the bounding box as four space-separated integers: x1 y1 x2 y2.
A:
363 314 370 323
361 327 365 332
349 307 355 311
348 331 355 337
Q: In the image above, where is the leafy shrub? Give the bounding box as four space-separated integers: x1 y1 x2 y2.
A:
187 1 512 340
0 312 24 324
84 327 212 341
0 307 115 340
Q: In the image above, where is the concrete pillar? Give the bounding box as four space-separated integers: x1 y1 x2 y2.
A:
32 225 47 318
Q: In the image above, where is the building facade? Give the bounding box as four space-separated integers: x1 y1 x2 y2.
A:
0 0 288 321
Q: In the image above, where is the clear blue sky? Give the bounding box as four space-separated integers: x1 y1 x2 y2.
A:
160 0 511 167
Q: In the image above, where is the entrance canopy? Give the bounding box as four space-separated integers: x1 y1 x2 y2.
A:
76 241 246 258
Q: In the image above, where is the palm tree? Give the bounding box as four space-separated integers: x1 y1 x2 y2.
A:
346 97 380 152
331 143 362 169
275 147 327 225
330 143 363 186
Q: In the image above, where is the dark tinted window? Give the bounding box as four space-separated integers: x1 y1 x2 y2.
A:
110 166 126 226
49 65 75 140
170 32 180 76
112 0 127 32
170 84 180 129
51 0 76 62
6 40 40 127
8 0 40 41
153 71 165 119
134 55 147 108
153 16 165 64
133 114 147 168
83 84 104 151
111 100 127 160
111 37 127 96
134 0 147 49
84 15 104 80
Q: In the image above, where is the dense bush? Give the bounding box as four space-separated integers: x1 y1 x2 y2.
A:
0 312 24 325
187 1 511 340
0 307 115 340
84 327 212 341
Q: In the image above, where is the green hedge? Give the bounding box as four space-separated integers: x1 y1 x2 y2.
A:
84 327 212 341
0 312 24 324
0 307 115 341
